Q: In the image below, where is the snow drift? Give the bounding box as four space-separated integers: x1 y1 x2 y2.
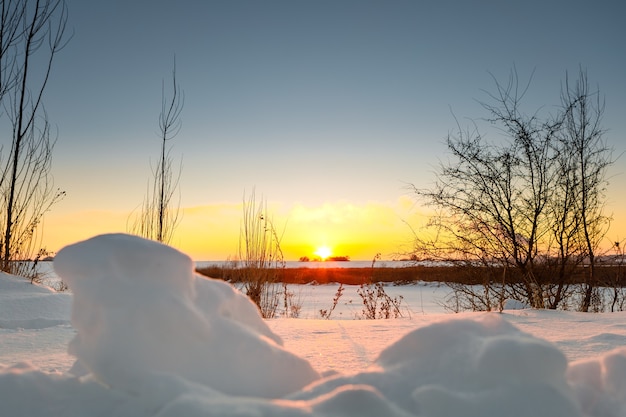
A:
53 233 319 398
0 233 625 416
0 272 71 330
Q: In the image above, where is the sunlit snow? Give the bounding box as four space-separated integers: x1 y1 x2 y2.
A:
0 233 625 416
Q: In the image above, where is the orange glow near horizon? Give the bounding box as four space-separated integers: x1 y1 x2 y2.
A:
40 195 626 262
41 198 421 262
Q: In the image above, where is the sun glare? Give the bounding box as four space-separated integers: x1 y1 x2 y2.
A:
314 246 332 261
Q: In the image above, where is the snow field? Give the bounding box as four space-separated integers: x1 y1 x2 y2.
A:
0 233 625 416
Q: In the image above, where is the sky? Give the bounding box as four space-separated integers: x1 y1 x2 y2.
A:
27 0 626 261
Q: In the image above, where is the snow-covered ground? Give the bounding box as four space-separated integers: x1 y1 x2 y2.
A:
1 234 626 416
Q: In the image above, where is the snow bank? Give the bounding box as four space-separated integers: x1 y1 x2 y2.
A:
1 233 626 416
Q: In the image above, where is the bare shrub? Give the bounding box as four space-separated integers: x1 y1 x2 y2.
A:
238 190 285 318
281 283 303 318
357 282 404 319
354 253 406 319
319 283 344 319
607 240 626 312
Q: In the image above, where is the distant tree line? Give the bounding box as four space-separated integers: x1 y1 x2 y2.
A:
299 255 350 262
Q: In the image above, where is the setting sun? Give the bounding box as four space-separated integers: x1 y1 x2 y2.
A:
314 246 332 261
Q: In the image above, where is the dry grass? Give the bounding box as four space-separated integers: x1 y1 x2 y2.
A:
196 264 626 286
197 265 460 285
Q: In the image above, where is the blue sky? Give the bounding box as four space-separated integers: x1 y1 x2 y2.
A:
37 0 626 259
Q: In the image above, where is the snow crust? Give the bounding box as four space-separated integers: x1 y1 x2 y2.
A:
0 233 625 416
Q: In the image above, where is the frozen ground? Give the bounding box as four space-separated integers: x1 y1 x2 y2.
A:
1 234 626 416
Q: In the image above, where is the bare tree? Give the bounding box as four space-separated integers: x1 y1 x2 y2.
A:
411 68 614 311
412 69 560 309
559 68 613 311
0 0 69 277
131 59 183 244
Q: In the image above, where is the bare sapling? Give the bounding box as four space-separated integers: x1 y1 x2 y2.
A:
130 58 184 244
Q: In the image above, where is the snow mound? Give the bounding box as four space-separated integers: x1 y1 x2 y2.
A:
290 314 583 416
568 348 626 416
503 298 530 310
53 233 319 398
0 272 71 330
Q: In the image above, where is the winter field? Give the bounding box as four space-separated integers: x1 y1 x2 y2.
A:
1 234 626 416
